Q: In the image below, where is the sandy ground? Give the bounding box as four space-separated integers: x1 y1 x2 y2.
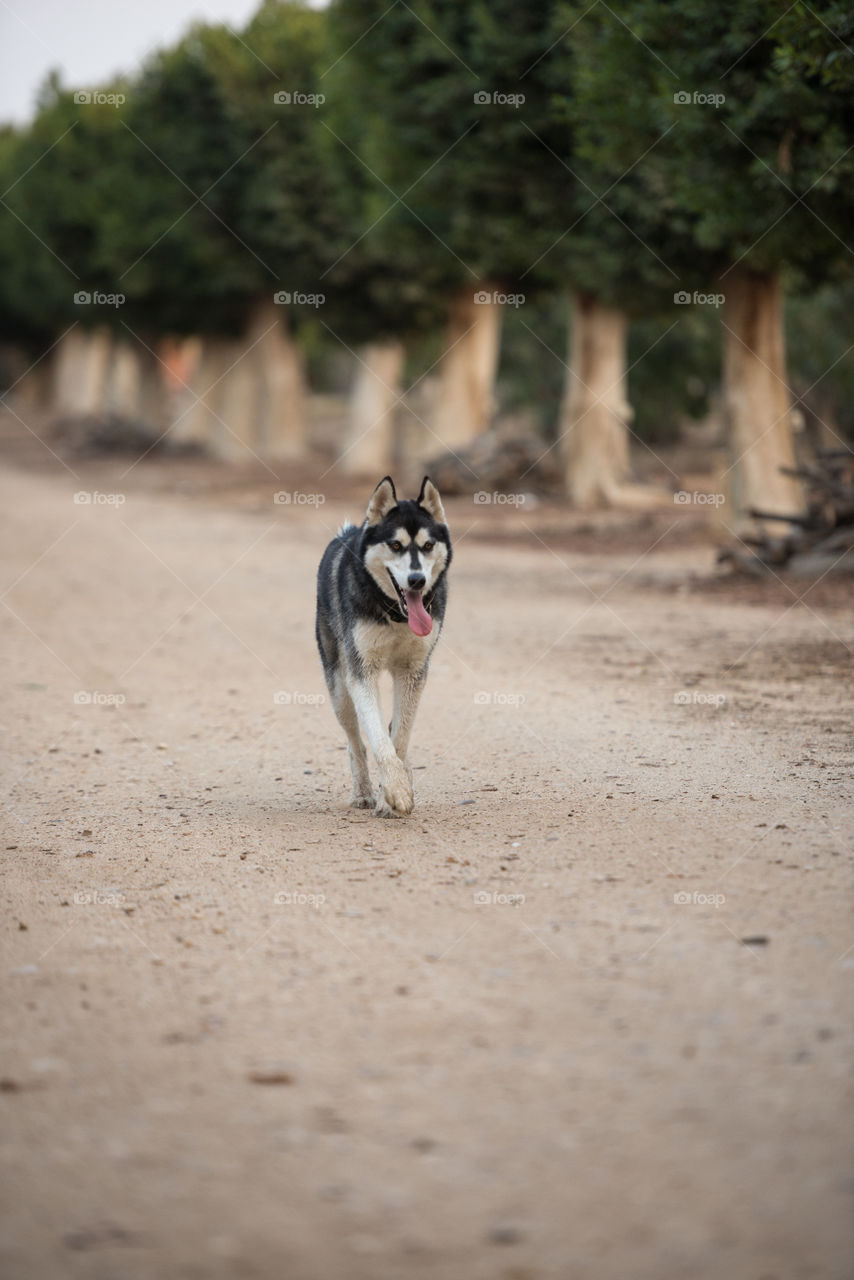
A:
1 451 853 1280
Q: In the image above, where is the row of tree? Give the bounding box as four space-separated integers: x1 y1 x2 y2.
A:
0 0 852 512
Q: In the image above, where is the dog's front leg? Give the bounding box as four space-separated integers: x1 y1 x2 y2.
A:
347 674 413 817
390 667 427 764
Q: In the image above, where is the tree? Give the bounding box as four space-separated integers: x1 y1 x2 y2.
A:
326 1 567 454
568 0 854 519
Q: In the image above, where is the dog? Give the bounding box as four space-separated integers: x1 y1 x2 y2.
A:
316 475 452 817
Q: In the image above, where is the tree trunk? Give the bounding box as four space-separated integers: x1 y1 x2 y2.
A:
248 301 307 462
562 294 631 505
172 339 229 449
212 340 259 462
169 309 306 461
342 340 405 475
430 286 501 451
560 293 671 509
52 327 112 416
104 340 142 419
722 268 803 522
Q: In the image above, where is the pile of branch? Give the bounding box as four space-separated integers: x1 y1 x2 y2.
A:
719 451 854 577
426 425 561 496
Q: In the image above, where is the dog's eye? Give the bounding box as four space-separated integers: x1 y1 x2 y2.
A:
389 540 403 553
422 541 434 552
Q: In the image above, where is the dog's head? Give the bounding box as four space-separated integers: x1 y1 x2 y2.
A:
362 476 451 636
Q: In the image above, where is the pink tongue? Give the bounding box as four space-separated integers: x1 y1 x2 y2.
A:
405 590 433 636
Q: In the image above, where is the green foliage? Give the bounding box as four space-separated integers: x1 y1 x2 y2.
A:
565 0 854 284
0 0 851 440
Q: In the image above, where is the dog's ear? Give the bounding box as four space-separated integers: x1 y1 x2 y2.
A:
417 476 446 525
365 476 397 525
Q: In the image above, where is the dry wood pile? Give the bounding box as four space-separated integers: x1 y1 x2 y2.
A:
719 451 854 577
426 425 561 495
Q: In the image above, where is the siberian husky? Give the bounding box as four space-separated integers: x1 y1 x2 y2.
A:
316 476 452 817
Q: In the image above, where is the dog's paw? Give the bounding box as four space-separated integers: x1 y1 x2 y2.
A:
376 758 413 817
350 793 374 810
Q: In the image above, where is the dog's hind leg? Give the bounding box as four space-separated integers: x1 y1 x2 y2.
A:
347 674 413 817
329 672 373 808
390 668 427 763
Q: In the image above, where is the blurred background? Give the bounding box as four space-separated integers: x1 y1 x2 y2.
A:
3 9 854 1276
0 0 853 562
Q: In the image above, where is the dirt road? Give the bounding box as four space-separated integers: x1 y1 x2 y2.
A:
1 455 852 1279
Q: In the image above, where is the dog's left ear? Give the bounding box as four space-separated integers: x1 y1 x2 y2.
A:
417 476 446 525
366 475 398 526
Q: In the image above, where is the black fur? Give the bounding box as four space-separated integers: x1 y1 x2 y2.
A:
315 482 452 680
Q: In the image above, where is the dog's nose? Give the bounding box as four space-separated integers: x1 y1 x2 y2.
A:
408 572 426 590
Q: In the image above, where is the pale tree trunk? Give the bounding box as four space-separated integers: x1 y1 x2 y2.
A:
212 339 259 462
52 327 112 416
561 294 667 508
430 286 501 451
104 340 142 418
169 308 307 461
248 301 307 461
172 339 230 449
342 339 405 475
722 268 803 522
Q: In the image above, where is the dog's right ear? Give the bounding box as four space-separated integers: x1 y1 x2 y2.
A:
365 476 397 525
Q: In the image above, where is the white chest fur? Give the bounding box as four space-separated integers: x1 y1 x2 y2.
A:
352 617 440 673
